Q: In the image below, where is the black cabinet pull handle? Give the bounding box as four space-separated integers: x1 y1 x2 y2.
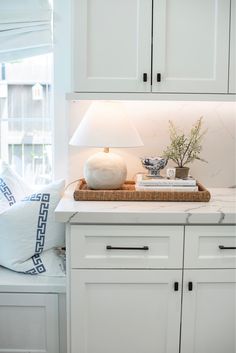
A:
174 282 179 291
157 73 161 82
143 73 148 82
188 282 193 291
219 245 236 250
106 245 149 251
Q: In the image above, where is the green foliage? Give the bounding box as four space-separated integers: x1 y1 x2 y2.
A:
163 117 207 168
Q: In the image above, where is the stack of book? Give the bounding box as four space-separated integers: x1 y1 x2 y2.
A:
135 174 198 192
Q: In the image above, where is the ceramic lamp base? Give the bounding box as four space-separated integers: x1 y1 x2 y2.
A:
84 151 127 190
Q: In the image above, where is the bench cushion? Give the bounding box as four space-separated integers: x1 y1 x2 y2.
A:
0 266 66 293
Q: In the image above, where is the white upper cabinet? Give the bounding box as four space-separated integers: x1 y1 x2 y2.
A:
152 0 231 93
72 0 233 95
229 0 236 93
72 0 152 92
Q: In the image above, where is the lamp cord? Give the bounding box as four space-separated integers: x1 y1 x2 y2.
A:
64 178 83 191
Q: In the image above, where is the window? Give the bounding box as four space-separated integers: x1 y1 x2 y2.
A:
0 54 53 185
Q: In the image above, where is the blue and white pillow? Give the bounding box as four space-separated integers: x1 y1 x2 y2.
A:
0 160 32 212
0 179 65 276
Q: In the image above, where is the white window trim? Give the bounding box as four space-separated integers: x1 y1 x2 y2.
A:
53 0 72 181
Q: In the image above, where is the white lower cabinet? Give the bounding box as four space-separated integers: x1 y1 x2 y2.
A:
0 293 59 353
181 269 236 353
71 269 182 353
68 224 236 353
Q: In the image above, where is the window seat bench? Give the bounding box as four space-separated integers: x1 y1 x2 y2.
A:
0 266 66 353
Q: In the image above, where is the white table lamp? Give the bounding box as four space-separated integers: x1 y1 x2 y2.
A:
69 101 143 189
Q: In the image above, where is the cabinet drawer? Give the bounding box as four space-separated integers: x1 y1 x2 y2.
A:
70 225 183 269
185 226 236 268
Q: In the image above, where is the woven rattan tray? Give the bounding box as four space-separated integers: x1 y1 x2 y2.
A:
74 179 211 202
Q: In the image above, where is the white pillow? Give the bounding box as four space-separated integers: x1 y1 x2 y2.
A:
8 248 66 277
0 179 65 276
0 160 32 212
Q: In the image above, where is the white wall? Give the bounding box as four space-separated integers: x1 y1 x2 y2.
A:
68 100 236 188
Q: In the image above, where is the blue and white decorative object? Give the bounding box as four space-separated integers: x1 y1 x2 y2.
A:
140 156 168 178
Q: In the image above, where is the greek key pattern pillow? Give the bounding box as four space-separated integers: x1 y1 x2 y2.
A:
0 180 65 276
23 193 50 274
0 161 31 212
0 177 16 207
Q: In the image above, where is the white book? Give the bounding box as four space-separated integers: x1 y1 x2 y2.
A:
136 174 197 187
135 185 198 192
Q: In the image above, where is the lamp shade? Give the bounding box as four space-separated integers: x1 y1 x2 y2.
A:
69 101 143 148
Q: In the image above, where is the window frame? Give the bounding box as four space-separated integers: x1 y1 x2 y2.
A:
53 0 72 181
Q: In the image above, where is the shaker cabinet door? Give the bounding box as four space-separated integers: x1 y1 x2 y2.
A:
73 0 152 92
152 0 230 93
181 269 236 353
0 293 59 353
71 269 182 353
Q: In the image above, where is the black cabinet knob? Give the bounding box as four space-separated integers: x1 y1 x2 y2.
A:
157 73 161 82
174 282 179 291
143 73 148 82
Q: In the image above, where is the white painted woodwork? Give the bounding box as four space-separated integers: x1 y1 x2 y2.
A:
152 0 230 93
229 0 236 93
0 293 59 353
71 269 182 353
181 269 236 353
72 0 152 92
66 92 236 101
66 223 72 353
0 267 66 353
60 197 236 353
59 294 67 353
70 225 184 268
184 226 236 268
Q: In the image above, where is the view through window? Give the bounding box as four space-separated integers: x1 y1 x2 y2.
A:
0 54 53 185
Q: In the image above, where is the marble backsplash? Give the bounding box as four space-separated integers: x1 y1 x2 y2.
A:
68 100 236 188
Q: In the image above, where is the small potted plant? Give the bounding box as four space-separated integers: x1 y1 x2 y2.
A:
163 117 207 179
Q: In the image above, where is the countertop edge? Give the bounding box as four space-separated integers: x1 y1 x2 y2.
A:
55 188 236 225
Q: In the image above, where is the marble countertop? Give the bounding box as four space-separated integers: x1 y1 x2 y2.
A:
55 188 236 225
